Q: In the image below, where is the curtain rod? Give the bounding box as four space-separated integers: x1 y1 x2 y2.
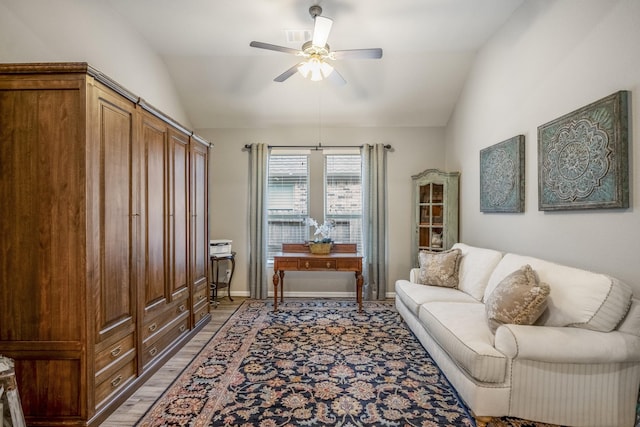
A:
242 143 392 151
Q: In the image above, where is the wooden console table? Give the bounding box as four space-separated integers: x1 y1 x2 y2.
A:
272 243 363 312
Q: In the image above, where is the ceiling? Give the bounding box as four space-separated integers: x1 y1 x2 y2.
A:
105 0 523 129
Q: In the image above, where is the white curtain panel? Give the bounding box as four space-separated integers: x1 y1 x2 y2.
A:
248 143 269 299
362 143 388 300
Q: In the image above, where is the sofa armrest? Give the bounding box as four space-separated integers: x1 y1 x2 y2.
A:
495 324 640 363
409 268 420 283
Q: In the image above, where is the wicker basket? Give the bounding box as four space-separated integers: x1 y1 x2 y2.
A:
309 242 332 255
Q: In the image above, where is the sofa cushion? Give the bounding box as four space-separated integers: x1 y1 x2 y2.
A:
484 253 632 332
452 243 503 301
418 248 462 288
418 302 507 383
395 280 478 316
485 265 550 334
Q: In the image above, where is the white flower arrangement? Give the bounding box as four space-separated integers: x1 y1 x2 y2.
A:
304 217 335 243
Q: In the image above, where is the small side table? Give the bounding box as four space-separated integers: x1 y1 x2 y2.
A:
210 251 236 306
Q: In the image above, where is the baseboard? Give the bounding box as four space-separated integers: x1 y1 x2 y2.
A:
226 291 396 299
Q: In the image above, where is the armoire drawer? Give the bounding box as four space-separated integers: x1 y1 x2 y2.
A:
192 285 208 307
95 357 136 407
143 299 189 341
193 301 210 326
141 316 190 367
95 333 135 373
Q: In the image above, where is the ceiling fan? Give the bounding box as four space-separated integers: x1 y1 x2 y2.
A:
249 5 383 85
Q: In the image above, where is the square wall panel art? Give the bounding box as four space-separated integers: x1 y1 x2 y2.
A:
480 135 525 213
538 91 629 211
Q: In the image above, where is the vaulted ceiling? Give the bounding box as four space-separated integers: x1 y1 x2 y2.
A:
107 0 522 128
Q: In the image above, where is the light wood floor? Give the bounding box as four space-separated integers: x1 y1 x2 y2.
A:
100 297 245 426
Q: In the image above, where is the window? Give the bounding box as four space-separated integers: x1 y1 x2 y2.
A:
267 154 308 259
266 150 363 261
325 154 362 250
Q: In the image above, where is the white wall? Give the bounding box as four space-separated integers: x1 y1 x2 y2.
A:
446 0 640 292
198 126 446 297
0 0 190 126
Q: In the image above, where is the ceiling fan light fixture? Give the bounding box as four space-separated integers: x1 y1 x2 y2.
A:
320 61 334 78
297 61 312 79
297 57 334 82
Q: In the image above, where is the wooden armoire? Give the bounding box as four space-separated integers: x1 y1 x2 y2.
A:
0 63 211 426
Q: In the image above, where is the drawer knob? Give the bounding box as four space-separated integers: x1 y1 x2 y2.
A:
110 346 122 358
178 304 186 312
111 375 122 388
179 325 186 332
305 261 310 269
149 347 158 356
199 294 205 300
326 262 331 268
148 323 157 332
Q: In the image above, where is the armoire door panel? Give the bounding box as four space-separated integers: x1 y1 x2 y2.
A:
169 129 189 298
141 117 168 308
190 142 208 288
97 95 135 338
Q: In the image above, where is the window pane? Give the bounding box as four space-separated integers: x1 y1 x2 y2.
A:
325 154 362 252
267 154 308 259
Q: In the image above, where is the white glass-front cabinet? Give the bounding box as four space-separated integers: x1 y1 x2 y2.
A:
411 169 460 266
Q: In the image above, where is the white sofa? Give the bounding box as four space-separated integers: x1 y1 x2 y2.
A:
395 243 640 427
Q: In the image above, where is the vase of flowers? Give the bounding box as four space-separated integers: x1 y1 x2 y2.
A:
304 217 335 254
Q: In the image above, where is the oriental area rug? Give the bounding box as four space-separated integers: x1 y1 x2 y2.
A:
136 300 559 427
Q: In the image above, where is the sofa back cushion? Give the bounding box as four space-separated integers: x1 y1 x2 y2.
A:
452 243 503 301
618 298 640 337
484 253 632 332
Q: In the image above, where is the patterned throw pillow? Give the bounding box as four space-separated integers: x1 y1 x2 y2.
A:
485 264 550 334
418 249 462 288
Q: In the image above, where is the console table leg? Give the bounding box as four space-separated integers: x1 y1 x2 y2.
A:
279 271 285 303
355 271 364 312
272 272 279 312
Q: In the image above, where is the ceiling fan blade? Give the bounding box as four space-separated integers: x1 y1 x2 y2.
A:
250 41 301 55
274 63 304 82
312 16 333 48
332 48 383 60
326 68 346 86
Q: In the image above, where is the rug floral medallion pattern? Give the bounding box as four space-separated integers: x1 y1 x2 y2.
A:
137 300 559 427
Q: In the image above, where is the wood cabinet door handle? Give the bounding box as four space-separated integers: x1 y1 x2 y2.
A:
326 262 331 268
305 261 310 269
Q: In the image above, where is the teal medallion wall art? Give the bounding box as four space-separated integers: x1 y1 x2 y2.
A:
538 91 629 211
480 135 525 213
